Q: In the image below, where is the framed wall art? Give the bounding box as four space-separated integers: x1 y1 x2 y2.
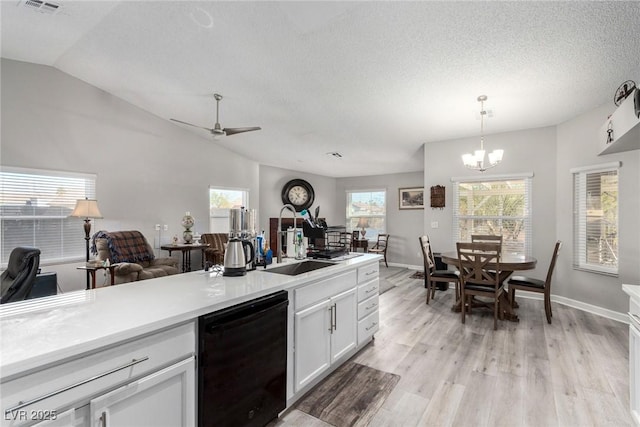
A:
399 187 424 210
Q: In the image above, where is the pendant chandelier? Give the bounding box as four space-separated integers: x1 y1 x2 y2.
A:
462 95 504 172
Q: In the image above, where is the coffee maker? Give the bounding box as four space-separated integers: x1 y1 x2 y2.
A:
223 208 256 276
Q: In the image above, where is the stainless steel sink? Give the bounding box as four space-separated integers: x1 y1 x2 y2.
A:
262 260 335 276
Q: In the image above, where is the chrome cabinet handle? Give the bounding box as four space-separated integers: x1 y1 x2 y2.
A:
328 305 334 333
365 302 378 310
366 271 376 276
365 286 378 294
4 357 149 417
332 303 337 331
100 411 107 427
365 321 378 331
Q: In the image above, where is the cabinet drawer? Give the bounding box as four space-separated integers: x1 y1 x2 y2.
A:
358 294 379 320
357 279 379 302
295 270 356 310
2 322 195 426
357 263 379 284
358 311 379 346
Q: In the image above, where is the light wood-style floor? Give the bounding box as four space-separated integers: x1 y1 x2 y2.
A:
277 267 633 427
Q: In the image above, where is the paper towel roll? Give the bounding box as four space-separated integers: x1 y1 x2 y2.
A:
286 228 295 257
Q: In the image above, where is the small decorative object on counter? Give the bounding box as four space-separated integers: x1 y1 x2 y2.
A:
181 211 194 243
172 235 179 245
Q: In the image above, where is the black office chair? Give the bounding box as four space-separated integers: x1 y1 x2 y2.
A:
1 247 41 304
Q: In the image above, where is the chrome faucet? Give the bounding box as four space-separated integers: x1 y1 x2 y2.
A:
277 204 297 263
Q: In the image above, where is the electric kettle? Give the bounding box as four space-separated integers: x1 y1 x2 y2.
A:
223 238 255 276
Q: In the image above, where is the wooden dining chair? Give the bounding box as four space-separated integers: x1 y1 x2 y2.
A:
457 241 502 330
369 233 390 267
508 241 562 324
471 234 503 244
419 236 460 304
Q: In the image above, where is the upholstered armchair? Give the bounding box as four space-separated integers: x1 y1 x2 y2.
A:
200 233 229 266
92 230 179 284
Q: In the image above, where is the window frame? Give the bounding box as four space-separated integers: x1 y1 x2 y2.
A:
345 188 387 241
208 186 249 233
0 166 97 266
451 173 533 257
571 162 620 276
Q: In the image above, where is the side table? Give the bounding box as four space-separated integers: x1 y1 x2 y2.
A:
77 264 116 290
352 239 369 253
161 243 210 272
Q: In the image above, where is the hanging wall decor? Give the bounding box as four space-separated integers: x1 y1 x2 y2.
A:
430 185 445 209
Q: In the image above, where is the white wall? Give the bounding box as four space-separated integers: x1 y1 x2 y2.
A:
336 171 425 268
423 125 558 279
258 165 340 239
556 103 640 314
1 59 260 293
424 107 640 315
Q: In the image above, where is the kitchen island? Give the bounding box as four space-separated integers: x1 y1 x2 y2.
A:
0 253 381 426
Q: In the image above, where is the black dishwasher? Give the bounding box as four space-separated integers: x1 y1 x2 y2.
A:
198 290 288 427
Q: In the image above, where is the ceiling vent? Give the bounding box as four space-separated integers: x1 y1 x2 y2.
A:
20 0 61 15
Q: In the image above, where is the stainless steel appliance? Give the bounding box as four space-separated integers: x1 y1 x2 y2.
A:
225 208 257 276
223 238 254 276
198 291 288 427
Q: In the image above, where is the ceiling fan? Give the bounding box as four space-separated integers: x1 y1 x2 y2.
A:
170 93 261 137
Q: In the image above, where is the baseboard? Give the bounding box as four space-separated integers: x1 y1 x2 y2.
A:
387 262 421 270
514 291 628 324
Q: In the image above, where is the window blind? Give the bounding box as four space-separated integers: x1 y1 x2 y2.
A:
572 163 619 275
0 166 97 265
452 175 532 256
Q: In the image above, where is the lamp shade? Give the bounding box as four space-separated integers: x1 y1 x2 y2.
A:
70 198 103 219
356 218 369 228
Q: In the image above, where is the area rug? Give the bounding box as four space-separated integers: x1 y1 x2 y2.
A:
296 362 400 427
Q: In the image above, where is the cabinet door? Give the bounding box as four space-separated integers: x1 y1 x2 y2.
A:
330 287 357 363
90 357 195 427
294 300 331 392
630 323 640 425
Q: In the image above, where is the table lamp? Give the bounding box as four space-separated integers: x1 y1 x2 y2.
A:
71 198 103 288
356 218 369 239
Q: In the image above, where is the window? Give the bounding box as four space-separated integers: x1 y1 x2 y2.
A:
346 189 386 240
452 174 532 256
0 166 96 265
209 187 248 232
572 162 619 275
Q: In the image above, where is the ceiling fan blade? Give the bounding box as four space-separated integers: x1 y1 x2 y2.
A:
223 126 262 136
170 118 214 132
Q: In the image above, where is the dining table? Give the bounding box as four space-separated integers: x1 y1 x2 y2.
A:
440 251 537 322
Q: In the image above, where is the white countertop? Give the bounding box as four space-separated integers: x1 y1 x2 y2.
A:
0 254 381 379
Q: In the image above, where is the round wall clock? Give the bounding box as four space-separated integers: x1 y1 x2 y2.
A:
281 179 315 212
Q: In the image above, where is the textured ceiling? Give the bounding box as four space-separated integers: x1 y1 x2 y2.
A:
2 1 639 177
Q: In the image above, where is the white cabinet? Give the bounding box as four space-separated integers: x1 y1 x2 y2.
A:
1 323 196 427
330 288 358 363
293 270 357 392
599 91 640 155
357 263 380 346
90 356 195 427
630 323 640 426
294 299 332 390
